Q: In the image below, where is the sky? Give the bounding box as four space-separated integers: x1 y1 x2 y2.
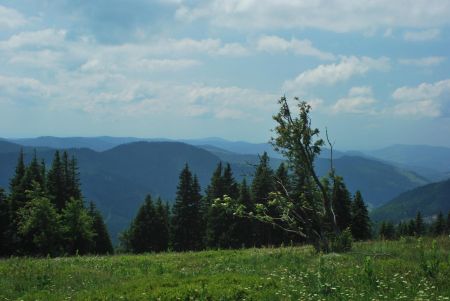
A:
0 0 449 150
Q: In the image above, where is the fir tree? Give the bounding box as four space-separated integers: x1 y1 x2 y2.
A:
171 164 203 251
68 155 82 200
88 202 113 254
9 149 26 212
350 191 371 241
274 162 290 194
21 150 45 193
379 221 395 240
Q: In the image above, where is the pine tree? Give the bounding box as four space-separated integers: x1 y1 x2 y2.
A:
432 211 445 236
171 165 203 251
332 176 352 232
21 150 45 194
68 155 82 200
415 211 425 236
379 221 395 240
233 178 254 247
88 202 113 254
61 199 94 255
350 191 371 241
47 151 66 211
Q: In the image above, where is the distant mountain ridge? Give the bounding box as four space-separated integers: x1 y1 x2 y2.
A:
371 178 450 222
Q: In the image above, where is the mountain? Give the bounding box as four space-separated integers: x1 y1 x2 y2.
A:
371 178 450 222
368 144 450 174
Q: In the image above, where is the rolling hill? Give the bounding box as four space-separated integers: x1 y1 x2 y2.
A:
370 178 450 222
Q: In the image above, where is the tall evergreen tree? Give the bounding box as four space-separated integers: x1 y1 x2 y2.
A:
274 162 290 194
154 197 169 252
432 211 446 236
415 211 425 236
0 187 12 256
9 149 26 212
68 155 82 200
379 221 395 240
126 195 157 253
171 164 203 251
21 150 45 193
88 202 113 254
350 191 371 240
251 152 275 246
331 176 352 232
47 151 66 211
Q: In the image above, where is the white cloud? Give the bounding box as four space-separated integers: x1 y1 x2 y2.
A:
398 56 446 67
175 1 450 33
0 5 26 29
0 29 67 49
331 86 377 114
392 79 450 117
256 35 335 60
136 59 201 71
403 29 440 42
283 56 390 92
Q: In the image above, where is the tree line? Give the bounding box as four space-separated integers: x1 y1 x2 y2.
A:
120 153 372 253
378 210 450 240
0 150 113 257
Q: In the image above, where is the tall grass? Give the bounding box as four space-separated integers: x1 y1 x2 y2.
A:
1 237 449 300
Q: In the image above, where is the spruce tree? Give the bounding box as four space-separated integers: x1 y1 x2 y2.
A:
21 150 45 193
415 211 425 236
154 197 169 252
171 164 203 251
68 155 82 200
9 149 26 212
0 187 12 256
432 211 445 236
251 152 275 246
127 195 157 253
350 191 371 241
234 178 254 247
274 162 290 194
47 151 66 211
88 202 113 254
379 221 395 240
331 176 352 232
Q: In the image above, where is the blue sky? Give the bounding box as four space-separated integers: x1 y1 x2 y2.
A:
0 0 449 149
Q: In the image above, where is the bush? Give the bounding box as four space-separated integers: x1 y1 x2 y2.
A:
330 228 353 253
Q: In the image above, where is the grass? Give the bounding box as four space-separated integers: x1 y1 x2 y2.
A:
1 237 450 300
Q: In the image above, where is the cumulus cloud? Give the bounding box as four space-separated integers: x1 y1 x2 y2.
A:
0 29 67 49
283 56 390 92
331 86 377 114
256 35 335 60
175 0 450 32
392 79 450 117
403 29 440 42
0 5 27 29
398 56 446 67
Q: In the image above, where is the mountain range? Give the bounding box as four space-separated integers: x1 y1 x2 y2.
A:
1 136 450 241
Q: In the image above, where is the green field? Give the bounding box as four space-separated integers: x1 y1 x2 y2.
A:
1 237 450 301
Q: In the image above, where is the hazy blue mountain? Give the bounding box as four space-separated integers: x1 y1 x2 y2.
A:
371 178 450 222
368 144 450 173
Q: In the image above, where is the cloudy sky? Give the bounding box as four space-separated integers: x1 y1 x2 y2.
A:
0 0 449 149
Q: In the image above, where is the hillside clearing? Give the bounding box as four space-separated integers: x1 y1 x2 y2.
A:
1 237 450 300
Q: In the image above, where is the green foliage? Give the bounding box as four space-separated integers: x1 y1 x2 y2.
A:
331 176 352 232
0 187 13 256
379 221 396 240
88 202 114 254
17 190 62 256
432 211 446 236
330 228 353 253
417 239 443 278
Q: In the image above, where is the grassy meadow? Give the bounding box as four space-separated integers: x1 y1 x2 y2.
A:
1 237 450 301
